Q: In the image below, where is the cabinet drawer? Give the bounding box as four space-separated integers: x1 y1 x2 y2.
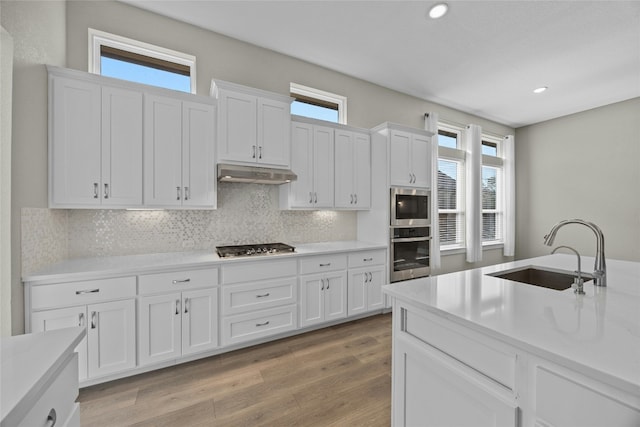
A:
221 304 297 346
138 268 218 295
348 250 386 268
222 278 297 316
299 254 347 275
31 277 136 310
402 304 516 391
221 258 297 284
19 353 78 427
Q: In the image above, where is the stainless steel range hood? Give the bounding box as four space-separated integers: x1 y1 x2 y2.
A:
217 163 297 185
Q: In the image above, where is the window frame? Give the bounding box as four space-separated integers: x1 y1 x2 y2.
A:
437 124 466 251
88 28 196 94
290 82 347 124
481 134 505 246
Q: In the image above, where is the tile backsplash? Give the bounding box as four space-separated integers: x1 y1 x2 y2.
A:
22 183 357 275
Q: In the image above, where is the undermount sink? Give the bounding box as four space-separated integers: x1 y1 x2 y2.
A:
488 266 593 291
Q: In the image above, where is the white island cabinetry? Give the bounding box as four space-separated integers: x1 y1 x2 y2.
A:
138 268 219 366
384 255 640 427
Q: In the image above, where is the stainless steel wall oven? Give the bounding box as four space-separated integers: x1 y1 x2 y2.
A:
390 226 431 282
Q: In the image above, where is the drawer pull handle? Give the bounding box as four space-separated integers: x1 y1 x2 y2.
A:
45 408 57 427
363 258 373 262
76 288 100 295
256 320 270 327
319 263 331 267
256 293 270 298
172 279 191 284
90 311 97 329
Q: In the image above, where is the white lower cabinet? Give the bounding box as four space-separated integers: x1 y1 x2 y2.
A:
137 268 219 367
138 288 218 366
347 266 385 316
299 271 347 327
31 299 136 381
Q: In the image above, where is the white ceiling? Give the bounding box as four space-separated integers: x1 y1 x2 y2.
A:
121 1 640 128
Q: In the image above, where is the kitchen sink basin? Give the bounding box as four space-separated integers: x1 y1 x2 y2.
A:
488 266 593 291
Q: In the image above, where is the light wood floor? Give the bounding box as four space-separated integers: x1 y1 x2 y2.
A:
78 313 392 426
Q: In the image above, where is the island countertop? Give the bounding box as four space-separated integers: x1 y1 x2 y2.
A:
382 254 640 395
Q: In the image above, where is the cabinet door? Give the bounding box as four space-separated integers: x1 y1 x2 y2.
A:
87 299 136 378
347 269 368 316
138 293 181 366
289 122 314 208
389 130 412 187
353 132 371 209
144 94 183 206
411 134 431 188
334 130 355 208
394 336 518 427
31 306 89 382
218 90 256 163
182 101 216 207
299 274 324 327
101 86 143 206
182 288 219 356
324 271 347 322
366 266 385 311
50 76 101 206
257 97 291 167
313 125 335 208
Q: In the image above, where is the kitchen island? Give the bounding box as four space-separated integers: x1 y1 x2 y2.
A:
383 254 640 427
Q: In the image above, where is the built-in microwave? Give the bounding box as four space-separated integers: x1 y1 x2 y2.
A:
390 187 430 227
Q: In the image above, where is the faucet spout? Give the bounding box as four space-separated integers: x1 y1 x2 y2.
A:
544 219 606 287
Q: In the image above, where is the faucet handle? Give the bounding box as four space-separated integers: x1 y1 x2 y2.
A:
573 276 585 295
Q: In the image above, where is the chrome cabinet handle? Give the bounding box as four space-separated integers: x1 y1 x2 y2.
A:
350 194 354 204
309 192 313 204
44 408 57 427
93 183 99 199
252 145 256 159
90 311 97 329
175 299 180 315
326 280 330 290
176 186 181 200
172 279 191 284
354 194 358 204
364 273 369 283
184 298 189 314
104 183 109 199
258 146 263 159
78 312 84 327
184 186 189 201
75 288 99 295
319 263 331 267
321 278 325 291
368 272 373 282
314 192 318 203
256 320 270 327
363 258 373 262
256 293 270 298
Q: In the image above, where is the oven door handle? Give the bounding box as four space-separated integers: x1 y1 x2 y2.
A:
391 237 431 243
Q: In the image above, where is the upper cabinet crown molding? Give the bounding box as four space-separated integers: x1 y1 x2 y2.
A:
371 121 434 138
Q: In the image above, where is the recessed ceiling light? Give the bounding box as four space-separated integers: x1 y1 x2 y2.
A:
428 3 449 19
533 86 548 94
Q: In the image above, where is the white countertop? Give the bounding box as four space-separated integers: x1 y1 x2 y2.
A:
23 241 386 285
383 254 640 395
1 327 85 426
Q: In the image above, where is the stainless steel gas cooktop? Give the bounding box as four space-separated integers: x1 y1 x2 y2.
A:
215 242 295 258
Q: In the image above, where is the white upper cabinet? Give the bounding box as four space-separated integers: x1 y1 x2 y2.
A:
48 66 215 210
334 129 371 209
389 129 432 188
49 70 143 208
212 79 292 168
282 121 334 209
144 94 216 208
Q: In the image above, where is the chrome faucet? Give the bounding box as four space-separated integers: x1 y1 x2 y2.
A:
551 245 585 294
544 219 606 287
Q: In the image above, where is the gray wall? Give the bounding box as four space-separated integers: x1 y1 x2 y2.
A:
1 0 66 335
1 23 13 337
515 97 640 262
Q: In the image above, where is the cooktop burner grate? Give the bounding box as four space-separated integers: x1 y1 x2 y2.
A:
216 242 295 258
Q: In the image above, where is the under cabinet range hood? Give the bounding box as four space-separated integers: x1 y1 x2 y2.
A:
217 163 297 185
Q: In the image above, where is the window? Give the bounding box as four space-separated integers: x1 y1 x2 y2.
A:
481 137 504 244
290 83 347 124
88 29 196 93
437 126 465 248
437 125 506 250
